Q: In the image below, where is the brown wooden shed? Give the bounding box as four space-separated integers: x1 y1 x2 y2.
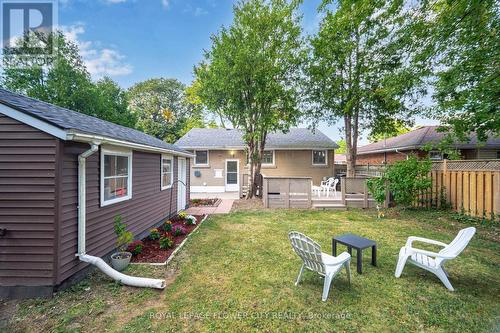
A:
0 88 192 299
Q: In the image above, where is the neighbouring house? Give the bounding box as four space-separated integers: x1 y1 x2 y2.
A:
0 88 192 298
175 128 338 195
334 154 346 164
357 126 500 164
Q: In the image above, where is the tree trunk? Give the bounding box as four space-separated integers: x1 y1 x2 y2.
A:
246 141 256 199
344 114 355 177
246 132 267 199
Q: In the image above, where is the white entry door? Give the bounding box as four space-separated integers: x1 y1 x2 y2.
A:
177 157 187 211
225 159 239 192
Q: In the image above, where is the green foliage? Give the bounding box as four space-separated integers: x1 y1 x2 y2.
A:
452 210 499 225
163 221 173 233
172 226 186 237
1 31 136 128
367 178 387 205
149 228 160 240
94 77 136 128
335 139 347 154
368 119 412 143
306 0 422 176
178 211 187 220
184 216 197 226
113 215 133 251
367 156 432 207
410 0 499 142
159 235 174 250
127 240 144 256
194 0 305 197
127 78 204 143
421 136 462 160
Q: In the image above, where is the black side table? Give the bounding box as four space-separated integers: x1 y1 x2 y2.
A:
332 233 377 274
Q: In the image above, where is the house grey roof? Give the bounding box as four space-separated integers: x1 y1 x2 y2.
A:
175 128 339 149
0 88 190 155
358 126 500 155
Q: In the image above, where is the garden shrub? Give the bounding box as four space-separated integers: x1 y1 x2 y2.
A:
113 215 133 251
159 236 174 249
184 215 197 225
149 228 160 240
178 211 187 220
127 240 144 255
173 225 186 237
367 156 432 208
164 221 173 232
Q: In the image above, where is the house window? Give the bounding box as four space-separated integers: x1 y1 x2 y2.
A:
497 151 500 159
101 149 132 206
261 150 274 165
312 150 327 165
194 150 209 166
161 155 173 190
429 151 443 160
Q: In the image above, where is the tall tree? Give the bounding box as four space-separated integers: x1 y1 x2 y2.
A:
1 31 136 128
306 0 422 176
127 78 202 142
194 0 305 198
94 77 136 128
413 0 499 142
2 31 96 113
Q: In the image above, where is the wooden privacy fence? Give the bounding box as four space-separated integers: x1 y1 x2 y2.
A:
262 176 312 208
415 160 500 219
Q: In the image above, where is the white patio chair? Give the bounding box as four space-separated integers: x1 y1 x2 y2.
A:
320 177 338 197
288 231 351 301
394 227 476 291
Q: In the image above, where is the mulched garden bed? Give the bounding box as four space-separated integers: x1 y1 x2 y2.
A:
189 198 221 207
131 214 205 264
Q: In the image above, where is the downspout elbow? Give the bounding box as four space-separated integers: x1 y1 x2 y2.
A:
79 143 99 161
395 148 409 160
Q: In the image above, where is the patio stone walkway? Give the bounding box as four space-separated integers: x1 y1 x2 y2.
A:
185 199 234 215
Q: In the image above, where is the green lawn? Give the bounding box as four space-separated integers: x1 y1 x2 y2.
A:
2 209 499 332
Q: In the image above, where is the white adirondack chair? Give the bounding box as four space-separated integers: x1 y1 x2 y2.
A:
394 227 476 291
320 177 339 197
288 231 351 301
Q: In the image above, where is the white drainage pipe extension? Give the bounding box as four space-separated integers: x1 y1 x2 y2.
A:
79 255 166 289
76 143 166 289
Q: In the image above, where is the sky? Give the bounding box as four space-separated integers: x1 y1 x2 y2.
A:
17 0 439 144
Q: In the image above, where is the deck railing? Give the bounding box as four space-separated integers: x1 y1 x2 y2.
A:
340 177 378 208
261 175 384 209
262 175 312 208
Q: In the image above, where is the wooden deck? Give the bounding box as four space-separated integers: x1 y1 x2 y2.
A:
262 176 380 209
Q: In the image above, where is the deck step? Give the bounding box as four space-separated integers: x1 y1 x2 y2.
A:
312 203 347 210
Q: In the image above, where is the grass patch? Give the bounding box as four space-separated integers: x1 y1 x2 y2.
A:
2 209 499 332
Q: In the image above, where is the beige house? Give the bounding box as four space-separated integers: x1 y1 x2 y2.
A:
175 128 338 195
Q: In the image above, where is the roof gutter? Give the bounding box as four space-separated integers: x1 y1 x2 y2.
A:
357 145 418 155
178 146 339 151
76 142 165 289
68 132 194 158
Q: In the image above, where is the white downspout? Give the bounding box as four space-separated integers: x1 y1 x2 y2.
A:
76 143 166 289
395 148 409 160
